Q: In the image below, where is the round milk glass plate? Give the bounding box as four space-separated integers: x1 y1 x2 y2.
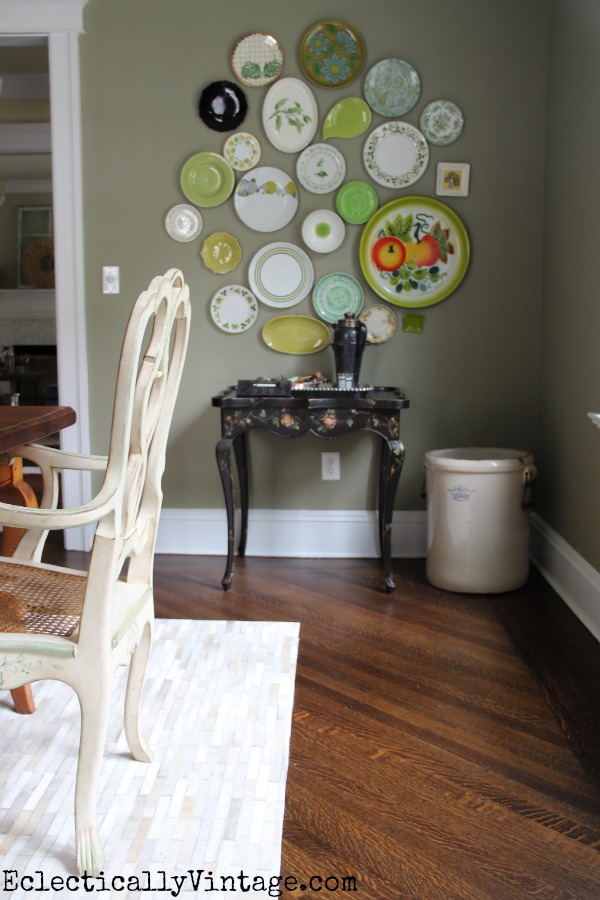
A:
198 80 248 132
210 285 259 333
322 96 372 139
262 77 318 153
234 166 299 233
262 315 331 355
180 152 235 208
231 33 284 87
200 231 242 274
296 143 346 194
359 195 471 308
363 59 421 116
336 180 379 225
299 20 366 89
249 242 314 308
312 272 364 324
419 99 464 145
164 204 203 242
223 132 262 171
363 122 429 189
359 304 398 344
301 210 345 254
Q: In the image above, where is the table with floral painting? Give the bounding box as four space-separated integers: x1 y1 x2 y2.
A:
212 386 409 593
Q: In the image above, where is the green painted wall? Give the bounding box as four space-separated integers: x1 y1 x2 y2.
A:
79 0 548 515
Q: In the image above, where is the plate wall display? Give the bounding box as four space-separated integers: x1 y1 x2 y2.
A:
301 209 345 254
363 58 421 116
248 242 314 308
164 204 203 242
419 99 464 145
359 304 398 344
210 285 259 333
180 152 235 208
359 195 470 308
200 231 242 274
262 77 318 153
231 33 284 87
296 143 346 194
322 96 372 139
198 80 248 132
363 122 429 189
262 315 331 355
336 180 379 225
299 20 366 89
234 166 299 233
312 272 364 323
223 132 262 171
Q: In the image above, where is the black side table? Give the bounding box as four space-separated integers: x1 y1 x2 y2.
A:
212 386 409 592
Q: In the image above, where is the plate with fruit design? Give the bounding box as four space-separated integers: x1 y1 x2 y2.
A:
359 196 470 308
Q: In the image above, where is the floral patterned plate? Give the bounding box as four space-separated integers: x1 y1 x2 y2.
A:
210 285 259 333
419 99 464 145
296 143 346 194
262 77 318 153
363 59 421 117
299 20 365 89
359 304 398 344
231 33 284 87
363 122 429 189
223 132 262 171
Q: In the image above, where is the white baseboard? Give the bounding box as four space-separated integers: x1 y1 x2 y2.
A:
155 507 600 644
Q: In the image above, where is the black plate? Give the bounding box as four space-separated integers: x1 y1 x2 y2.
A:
198 80 248 132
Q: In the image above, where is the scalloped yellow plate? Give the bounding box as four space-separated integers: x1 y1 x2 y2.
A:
200 232 242 274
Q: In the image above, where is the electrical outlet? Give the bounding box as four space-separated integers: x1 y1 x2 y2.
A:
321 451 340 480
102 265 120 294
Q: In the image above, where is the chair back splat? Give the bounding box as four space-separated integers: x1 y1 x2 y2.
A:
0 269 191 875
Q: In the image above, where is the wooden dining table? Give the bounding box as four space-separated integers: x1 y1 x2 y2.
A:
0 404 77 714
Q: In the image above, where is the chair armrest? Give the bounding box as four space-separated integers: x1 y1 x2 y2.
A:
12 442 108 472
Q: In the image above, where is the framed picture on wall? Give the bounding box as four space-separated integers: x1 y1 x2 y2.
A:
436 162 470 198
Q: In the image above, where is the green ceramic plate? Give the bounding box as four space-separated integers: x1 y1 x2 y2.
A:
180 151 235 208
299 19 366 89
359 195 470 308
322 97 371 139
312 273 364 324
262 315 331 354
336 181 379 225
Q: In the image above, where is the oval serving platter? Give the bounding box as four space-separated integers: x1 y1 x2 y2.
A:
262 77 318 153
262 315 331 354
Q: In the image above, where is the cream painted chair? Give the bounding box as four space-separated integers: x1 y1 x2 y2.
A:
0 269 191 875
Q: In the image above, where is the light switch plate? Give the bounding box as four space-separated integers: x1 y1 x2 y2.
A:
102 266 120 294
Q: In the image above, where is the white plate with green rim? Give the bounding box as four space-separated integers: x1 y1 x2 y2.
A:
222 132 262 171
210 285 259 333
249 242 314 308
312 272 364 323
363 121 429 189
296 143 346 194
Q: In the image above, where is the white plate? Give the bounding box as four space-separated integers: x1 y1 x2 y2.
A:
223 132 262 171
262 77 318 153
301 210 345 254
359 304 397 344
363 121 429 189
419 99 464 145
210 285 259 333
164 204 203 242
248 242 314 308
296 143 346 194
234 166 299 233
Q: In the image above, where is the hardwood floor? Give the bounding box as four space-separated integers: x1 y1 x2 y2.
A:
45 547 600 898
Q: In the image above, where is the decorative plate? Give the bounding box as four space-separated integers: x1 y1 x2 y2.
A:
363 122 429 189
164 204 203 242
234 166 299 233
359 304 398 344
262 77 318 153
200 231 242 274
180 152 235 208
301 210 345 254
223 132 262 171
296 143 346 194
198 80 248 132
420 99 464 145
262 315 331 355
322 96 372 139
312 272 364 324
210 285 259 333
299 20 366 89
358 195 470 308
248 242 314 308
363 59 421 117
336 181 379 225
231 33 284 87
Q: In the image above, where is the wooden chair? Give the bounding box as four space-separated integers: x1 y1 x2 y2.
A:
0 269 191 875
